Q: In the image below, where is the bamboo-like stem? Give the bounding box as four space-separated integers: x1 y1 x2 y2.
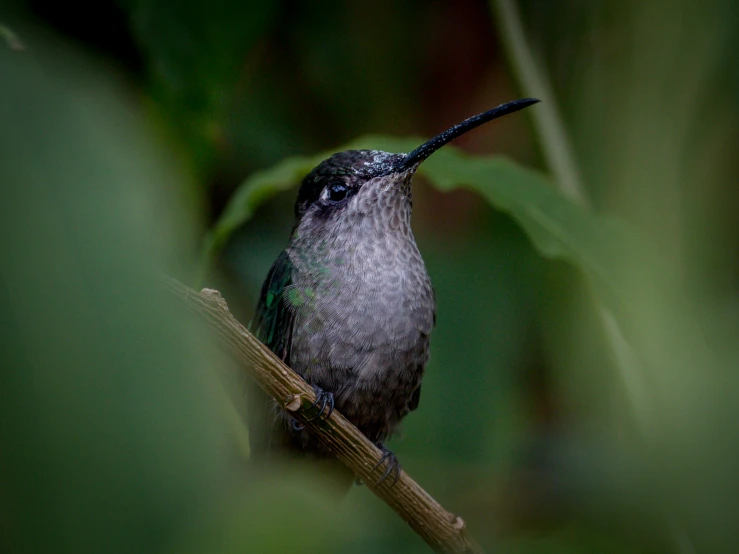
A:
164 276 485 554
490 0 587 207
489 3 696 552
489 0 661 457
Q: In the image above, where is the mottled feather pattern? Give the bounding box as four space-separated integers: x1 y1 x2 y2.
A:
253 150 435 461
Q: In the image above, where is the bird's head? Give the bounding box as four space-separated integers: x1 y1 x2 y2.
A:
292 98 539 234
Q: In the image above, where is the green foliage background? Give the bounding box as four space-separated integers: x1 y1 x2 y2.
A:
2 1 739 553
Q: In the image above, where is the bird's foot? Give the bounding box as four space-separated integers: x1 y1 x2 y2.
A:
305 385 335 422
372 443 402 487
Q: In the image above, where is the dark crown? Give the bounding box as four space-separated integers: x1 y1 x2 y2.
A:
295 150 404 217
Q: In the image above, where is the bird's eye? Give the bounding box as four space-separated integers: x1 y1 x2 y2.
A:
326 182 349 203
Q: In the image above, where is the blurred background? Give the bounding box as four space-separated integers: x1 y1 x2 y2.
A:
2 0 739 553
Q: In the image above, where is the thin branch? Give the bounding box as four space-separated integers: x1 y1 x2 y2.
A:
164 276 485 554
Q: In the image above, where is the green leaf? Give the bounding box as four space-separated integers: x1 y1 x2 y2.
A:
207 134 654 322
0 37 232 554
207 156 318 254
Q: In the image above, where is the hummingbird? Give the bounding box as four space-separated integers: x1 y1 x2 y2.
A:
250 98 539 489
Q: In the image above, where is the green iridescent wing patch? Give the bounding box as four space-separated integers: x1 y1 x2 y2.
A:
251 250 295 364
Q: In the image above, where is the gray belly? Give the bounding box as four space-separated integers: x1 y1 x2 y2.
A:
288 269 434 446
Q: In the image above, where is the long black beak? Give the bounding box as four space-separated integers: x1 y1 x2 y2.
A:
397 98 539 172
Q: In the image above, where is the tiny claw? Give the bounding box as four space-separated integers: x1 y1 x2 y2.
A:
371 450 391 472
379 460 395 484
324 393 335 420
372 445 402 487
305 386 334 422
305 395 327 422
387 461 402 487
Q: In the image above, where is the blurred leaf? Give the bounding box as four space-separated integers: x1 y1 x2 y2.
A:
179 468 369 554
0 35 230 554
